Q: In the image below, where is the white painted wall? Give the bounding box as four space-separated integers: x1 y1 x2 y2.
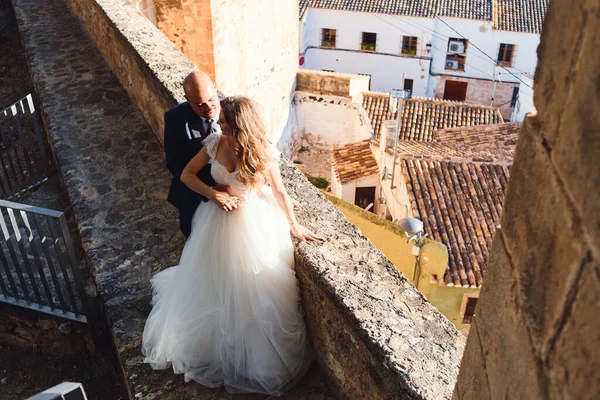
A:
301 8 540 119
293 91 372 151
428 18 540 87
302 9 434 94
514 74 535 122
339 174 381 214
211 0 298 144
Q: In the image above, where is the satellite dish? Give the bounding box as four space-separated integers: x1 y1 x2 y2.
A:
398 217 423 236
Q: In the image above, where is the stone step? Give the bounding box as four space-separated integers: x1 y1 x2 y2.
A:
9 0 329 398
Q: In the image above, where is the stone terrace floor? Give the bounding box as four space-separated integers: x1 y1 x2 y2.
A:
9 0 329 398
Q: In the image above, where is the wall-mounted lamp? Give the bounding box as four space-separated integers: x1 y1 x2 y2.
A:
425 42 432 54
398 217 426 287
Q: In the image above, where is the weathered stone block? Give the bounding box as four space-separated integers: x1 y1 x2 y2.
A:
545 0 600 258
454 320 490 400
500 116 587 359
548 260 600 400
474 233 548 399
533 0 588 140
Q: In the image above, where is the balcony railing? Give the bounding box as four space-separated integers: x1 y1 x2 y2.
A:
0 200 90 323
0 94 53 200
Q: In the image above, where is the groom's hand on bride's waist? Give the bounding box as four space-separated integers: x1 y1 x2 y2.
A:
210 188 239 212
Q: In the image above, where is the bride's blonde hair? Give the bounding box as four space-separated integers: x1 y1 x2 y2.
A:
220 96 271 188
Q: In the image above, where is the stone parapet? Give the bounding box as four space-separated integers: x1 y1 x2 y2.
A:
284 168 463 399
65 0 194 141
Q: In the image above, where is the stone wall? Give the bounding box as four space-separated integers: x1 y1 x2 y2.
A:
453 0 600 398
151 0 216 79
435 76 517 120
297 69 370 99
283 166 464 399
65 0 195 140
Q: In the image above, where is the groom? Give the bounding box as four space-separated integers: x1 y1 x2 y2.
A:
164 71 232 238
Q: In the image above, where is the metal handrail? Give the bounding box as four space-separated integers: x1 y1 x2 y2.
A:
0 93 52 200
0 199 89 323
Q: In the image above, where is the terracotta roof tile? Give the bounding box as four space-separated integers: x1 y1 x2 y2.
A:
331 140 379 184
494 0 549 33
303 0 548 33
402 158 510 287
363 92 504 141
299 0 310 20
306 0 493 21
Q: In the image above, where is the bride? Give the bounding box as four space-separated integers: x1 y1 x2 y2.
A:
141 96 318 395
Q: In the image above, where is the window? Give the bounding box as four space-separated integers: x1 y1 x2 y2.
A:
361 32 377 51
445 37 468 71
355 187 376 212
461 295 478 324
321 28 337 48
401 36 418 55
497 43 516 67
510 87 520 108
403 79 414 93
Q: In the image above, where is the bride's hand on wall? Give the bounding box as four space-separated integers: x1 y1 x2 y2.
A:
290 197 302 210
290 222 321 241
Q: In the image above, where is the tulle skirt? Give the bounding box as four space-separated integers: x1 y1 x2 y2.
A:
141 186 313 395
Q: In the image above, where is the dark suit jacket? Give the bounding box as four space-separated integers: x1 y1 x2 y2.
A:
164 102 215 212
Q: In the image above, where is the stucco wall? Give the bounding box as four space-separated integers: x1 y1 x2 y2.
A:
210 0 298 142
429 18 540 83
454 0 600 398
293 91 372 151
302 9 433 94
514 75 535 122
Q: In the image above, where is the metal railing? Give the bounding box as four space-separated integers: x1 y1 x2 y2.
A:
0 94 52 200
0 200 90 323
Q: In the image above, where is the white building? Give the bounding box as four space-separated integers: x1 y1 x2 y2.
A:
299 0 547 121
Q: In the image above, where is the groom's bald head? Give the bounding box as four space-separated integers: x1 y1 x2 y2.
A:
183 71 219 119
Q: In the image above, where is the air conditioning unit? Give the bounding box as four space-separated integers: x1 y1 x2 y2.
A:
445 59 460 70
448 40 465 54
27 382 88 400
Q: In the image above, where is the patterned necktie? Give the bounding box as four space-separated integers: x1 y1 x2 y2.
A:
206 119 217 134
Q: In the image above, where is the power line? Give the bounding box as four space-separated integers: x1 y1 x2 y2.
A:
391 15 529 74
436 17 533 89
371 15 495 79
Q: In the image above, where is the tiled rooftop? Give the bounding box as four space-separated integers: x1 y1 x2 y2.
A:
435 122 520 147
331 140 379 184
299 0 310 21
494 0 549 33
305 0 492 21
362 92 504 142
302 0 548 33
395 137 515 164
402 158 511 287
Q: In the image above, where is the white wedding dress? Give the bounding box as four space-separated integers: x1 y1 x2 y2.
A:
141 133 313 395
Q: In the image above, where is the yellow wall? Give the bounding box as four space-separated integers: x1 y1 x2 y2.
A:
326 193 480 333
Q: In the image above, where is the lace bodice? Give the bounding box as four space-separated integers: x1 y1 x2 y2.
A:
203 133 279 201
